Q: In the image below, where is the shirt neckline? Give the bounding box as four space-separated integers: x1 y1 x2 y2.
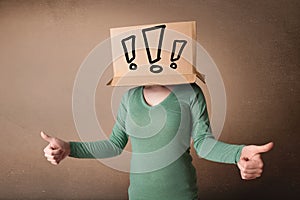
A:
139 86 174 109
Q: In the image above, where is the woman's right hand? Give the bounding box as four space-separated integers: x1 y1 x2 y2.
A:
41 131 71 165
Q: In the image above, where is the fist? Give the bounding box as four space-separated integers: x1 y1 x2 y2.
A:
237 142 274 180
41 131 71 165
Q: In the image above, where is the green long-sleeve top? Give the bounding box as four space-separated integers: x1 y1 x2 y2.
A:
70 83 244 200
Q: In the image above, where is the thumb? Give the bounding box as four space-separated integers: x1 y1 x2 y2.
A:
40 131 53 143
252 142 274 154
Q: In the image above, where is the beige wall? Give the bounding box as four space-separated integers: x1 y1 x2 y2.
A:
0 0 299 199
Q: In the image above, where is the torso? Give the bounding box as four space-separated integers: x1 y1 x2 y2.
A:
126 84 199 200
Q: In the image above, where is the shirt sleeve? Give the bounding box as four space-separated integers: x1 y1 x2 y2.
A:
190 84 244 164
69 91 129 159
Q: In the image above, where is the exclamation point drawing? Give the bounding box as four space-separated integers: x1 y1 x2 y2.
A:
121 35 137 70
142 25 166 73
170 40 187 69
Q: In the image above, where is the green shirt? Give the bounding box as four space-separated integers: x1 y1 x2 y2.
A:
70 83 244 200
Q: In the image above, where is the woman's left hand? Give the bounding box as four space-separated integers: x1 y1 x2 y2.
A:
237 142 274 180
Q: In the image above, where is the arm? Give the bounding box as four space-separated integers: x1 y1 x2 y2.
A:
69 124 128 159
190 84 274 179
69 92 129 158
41 91 129 164
190 84 244 164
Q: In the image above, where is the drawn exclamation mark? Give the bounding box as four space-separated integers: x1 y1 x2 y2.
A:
170 40 187 69
142 25 166 73
121 35 137 70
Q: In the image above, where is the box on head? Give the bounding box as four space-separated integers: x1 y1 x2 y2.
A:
107 21 205 86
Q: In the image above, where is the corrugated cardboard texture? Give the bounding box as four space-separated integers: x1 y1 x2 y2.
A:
0 0 299 199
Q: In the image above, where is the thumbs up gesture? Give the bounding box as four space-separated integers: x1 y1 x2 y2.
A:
237 142 274 180
41 131 71 165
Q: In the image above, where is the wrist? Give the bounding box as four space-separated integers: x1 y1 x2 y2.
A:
235 145 246 164
65 142 71 156
68 141 76 157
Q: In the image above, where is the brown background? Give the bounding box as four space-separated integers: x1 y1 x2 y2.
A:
0 0 299 199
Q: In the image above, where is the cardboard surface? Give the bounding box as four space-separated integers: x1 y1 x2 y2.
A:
108 21 205 86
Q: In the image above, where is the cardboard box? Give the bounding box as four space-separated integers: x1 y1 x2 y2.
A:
107 21 205 86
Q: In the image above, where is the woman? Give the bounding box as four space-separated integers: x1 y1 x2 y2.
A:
41 83 273 200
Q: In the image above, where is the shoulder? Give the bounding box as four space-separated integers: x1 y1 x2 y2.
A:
121 86 142 102
127 86 142 96
172 83 205 103
190 83 205 100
